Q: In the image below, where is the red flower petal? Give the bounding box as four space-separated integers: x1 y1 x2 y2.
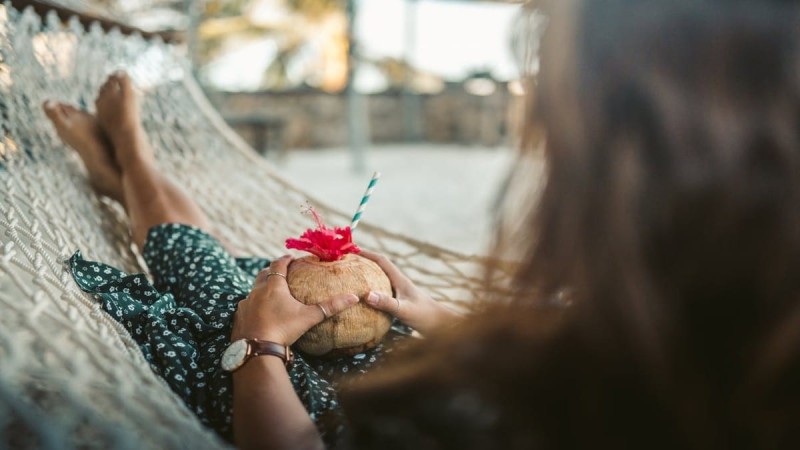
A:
285 208 361 262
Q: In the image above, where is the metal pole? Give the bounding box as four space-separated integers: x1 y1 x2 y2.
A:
402 0 423 141
185 0 203 75
346 0 368 174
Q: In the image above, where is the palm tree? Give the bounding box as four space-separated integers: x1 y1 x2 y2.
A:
285 0 343 19
197 0 348 90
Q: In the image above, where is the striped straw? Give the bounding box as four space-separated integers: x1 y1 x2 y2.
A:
350 171 381 230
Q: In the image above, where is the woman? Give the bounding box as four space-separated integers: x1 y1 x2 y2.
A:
48 0 800 447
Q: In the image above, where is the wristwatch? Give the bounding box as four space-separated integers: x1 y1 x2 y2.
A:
221 338 294 372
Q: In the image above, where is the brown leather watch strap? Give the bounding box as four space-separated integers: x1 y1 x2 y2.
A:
249 339 294 366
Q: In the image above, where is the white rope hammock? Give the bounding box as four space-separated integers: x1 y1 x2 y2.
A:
0 3 515 448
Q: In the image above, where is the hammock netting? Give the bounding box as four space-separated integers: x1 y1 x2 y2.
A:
0 3 514 448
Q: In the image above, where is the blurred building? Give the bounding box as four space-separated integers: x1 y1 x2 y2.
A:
18 0 530 152
208 79 524 150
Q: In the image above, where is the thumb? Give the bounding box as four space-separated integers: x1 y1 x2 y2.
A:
308 294 360 325
364 291 402 317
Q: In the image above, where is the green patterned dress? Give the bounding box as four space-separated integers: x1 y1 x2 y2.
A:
68 223 411 444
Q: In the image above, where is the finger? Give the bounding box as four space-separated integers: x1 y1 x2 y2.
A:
364 291 403 317
308 294 359 325
267 255 291 274
256 255 292 287
359 251 411 287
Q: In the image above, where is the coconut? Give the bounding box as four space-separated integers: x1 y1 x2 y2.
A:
284 207 393 357
287 254 393 356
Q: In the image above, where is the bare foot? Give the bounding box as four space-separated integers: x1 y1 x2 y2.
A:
95 71 154 167
43 101 124 203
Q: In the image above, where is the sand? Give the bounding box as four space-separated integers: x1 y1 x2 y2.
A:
279 144 516 255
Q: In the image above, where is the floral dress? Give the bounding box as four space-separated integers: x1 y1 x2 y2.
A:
68 223 411 444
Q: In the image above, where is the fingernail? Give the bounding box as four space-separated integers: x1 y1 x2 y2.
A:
44 100 54 110
366 292 378 304
348 294 359 304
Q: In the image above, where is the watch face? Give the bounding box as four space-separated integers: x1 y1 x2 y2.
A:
221 339 249 372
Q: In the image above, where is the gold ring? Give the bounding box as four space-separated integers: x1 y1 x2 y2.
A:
264 271 287 280
317 304 330 319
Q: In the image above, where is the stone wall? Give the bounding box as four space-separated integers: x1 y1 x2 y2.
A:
205 82 524 152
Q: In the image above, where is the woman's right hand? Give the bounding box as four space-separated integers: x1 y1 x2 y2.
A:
233 255 359 346
360 250 464 336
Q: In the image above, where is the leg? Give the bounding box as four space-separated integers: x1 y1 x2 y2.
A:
95 72 213 248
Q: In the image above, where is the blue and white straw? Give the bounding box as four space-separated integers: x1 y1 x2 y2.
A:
350 171 381 230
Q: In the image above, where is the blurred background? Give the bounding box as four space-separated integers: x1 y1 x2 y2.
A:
38 0 532 254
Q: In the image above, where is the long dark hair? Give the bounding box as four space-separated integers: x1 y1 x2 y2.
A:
342 1 800 448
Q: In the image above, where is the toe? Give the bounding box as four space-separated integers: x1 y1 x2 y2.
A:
42 100 58 119
100 75 116 93
114 71 133 94
43 101 70 124
95 87 108 108
60 104 79 115
56 104 73 123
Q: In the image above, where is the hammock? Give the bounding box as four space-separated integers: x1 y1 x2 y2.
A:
0 3 514 448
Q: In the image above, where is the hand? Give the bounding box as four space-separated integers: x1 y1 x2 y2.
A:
360 251 464 336
232 255 360 346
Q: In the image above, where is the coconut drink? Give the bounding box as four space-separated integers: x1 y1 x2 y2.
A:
286 208 393 357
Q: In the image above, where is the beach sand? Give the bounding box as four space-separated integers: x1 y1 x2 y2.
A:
280 144 516 255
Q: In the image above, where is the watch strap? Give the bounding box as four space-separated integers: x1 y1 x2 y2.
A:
249 339 294 366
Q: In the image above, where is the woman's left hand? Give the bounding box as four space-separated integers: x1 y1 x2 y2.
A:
231 255 360 346
359 250 464 335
